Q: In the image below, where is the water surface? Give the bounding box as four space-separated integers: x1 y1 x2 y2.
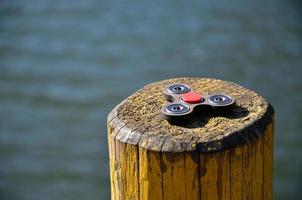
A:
0 0 301 199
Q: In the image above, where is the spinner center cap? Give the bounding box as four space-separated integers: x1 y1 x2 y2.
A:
181 92 203 103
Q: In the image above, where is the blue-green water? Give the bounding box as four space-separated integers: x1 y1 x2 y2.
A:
0 0 301 199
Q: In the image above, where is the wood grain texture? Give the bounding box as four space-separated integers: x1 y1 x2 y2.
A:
119 142 139 199
253 132 264 200
200 150 230 200
139 148 163 200
107 78 274 200
184 152 200 200
109 77 274 152
264 122 274 200
242 139 253 200
162 153 186 200
230 146 243 200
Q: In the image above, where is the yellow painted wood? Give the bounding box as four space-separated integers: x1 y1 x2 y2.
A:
200 150 230 200
220 150 231 200
139 148 163 200
108 126 139 200
113 135 121 200
108 122 274 200
162 153 186 200
264 122 274 200
118 142 139 200
230 146 243 200
242 139 253 200
253 134 264 200
184 152 200 200
200 153 217 200
108 126 116 200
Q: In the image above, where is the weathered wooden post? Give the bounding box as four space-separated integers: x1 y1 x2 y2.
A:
107 78 274 200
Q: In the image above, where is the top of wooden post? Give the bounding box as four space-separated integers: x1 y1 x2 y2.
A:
108 77 274 152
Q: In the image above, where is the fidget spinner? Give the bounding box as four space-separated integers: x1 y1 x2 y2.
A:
161 84 236 122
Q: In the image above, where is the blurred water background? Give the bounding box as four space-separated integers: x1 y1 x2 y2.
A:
0 0 301 199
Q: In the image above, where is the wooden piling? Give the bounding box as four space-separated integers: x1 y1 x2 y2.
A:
107 78 274 200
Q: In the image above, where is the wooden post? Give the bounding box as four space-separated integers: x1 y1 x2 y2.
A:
107 78 274 200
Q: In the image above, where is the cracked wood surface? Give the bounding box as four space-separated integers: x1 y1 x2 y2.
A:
107 77 274 152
